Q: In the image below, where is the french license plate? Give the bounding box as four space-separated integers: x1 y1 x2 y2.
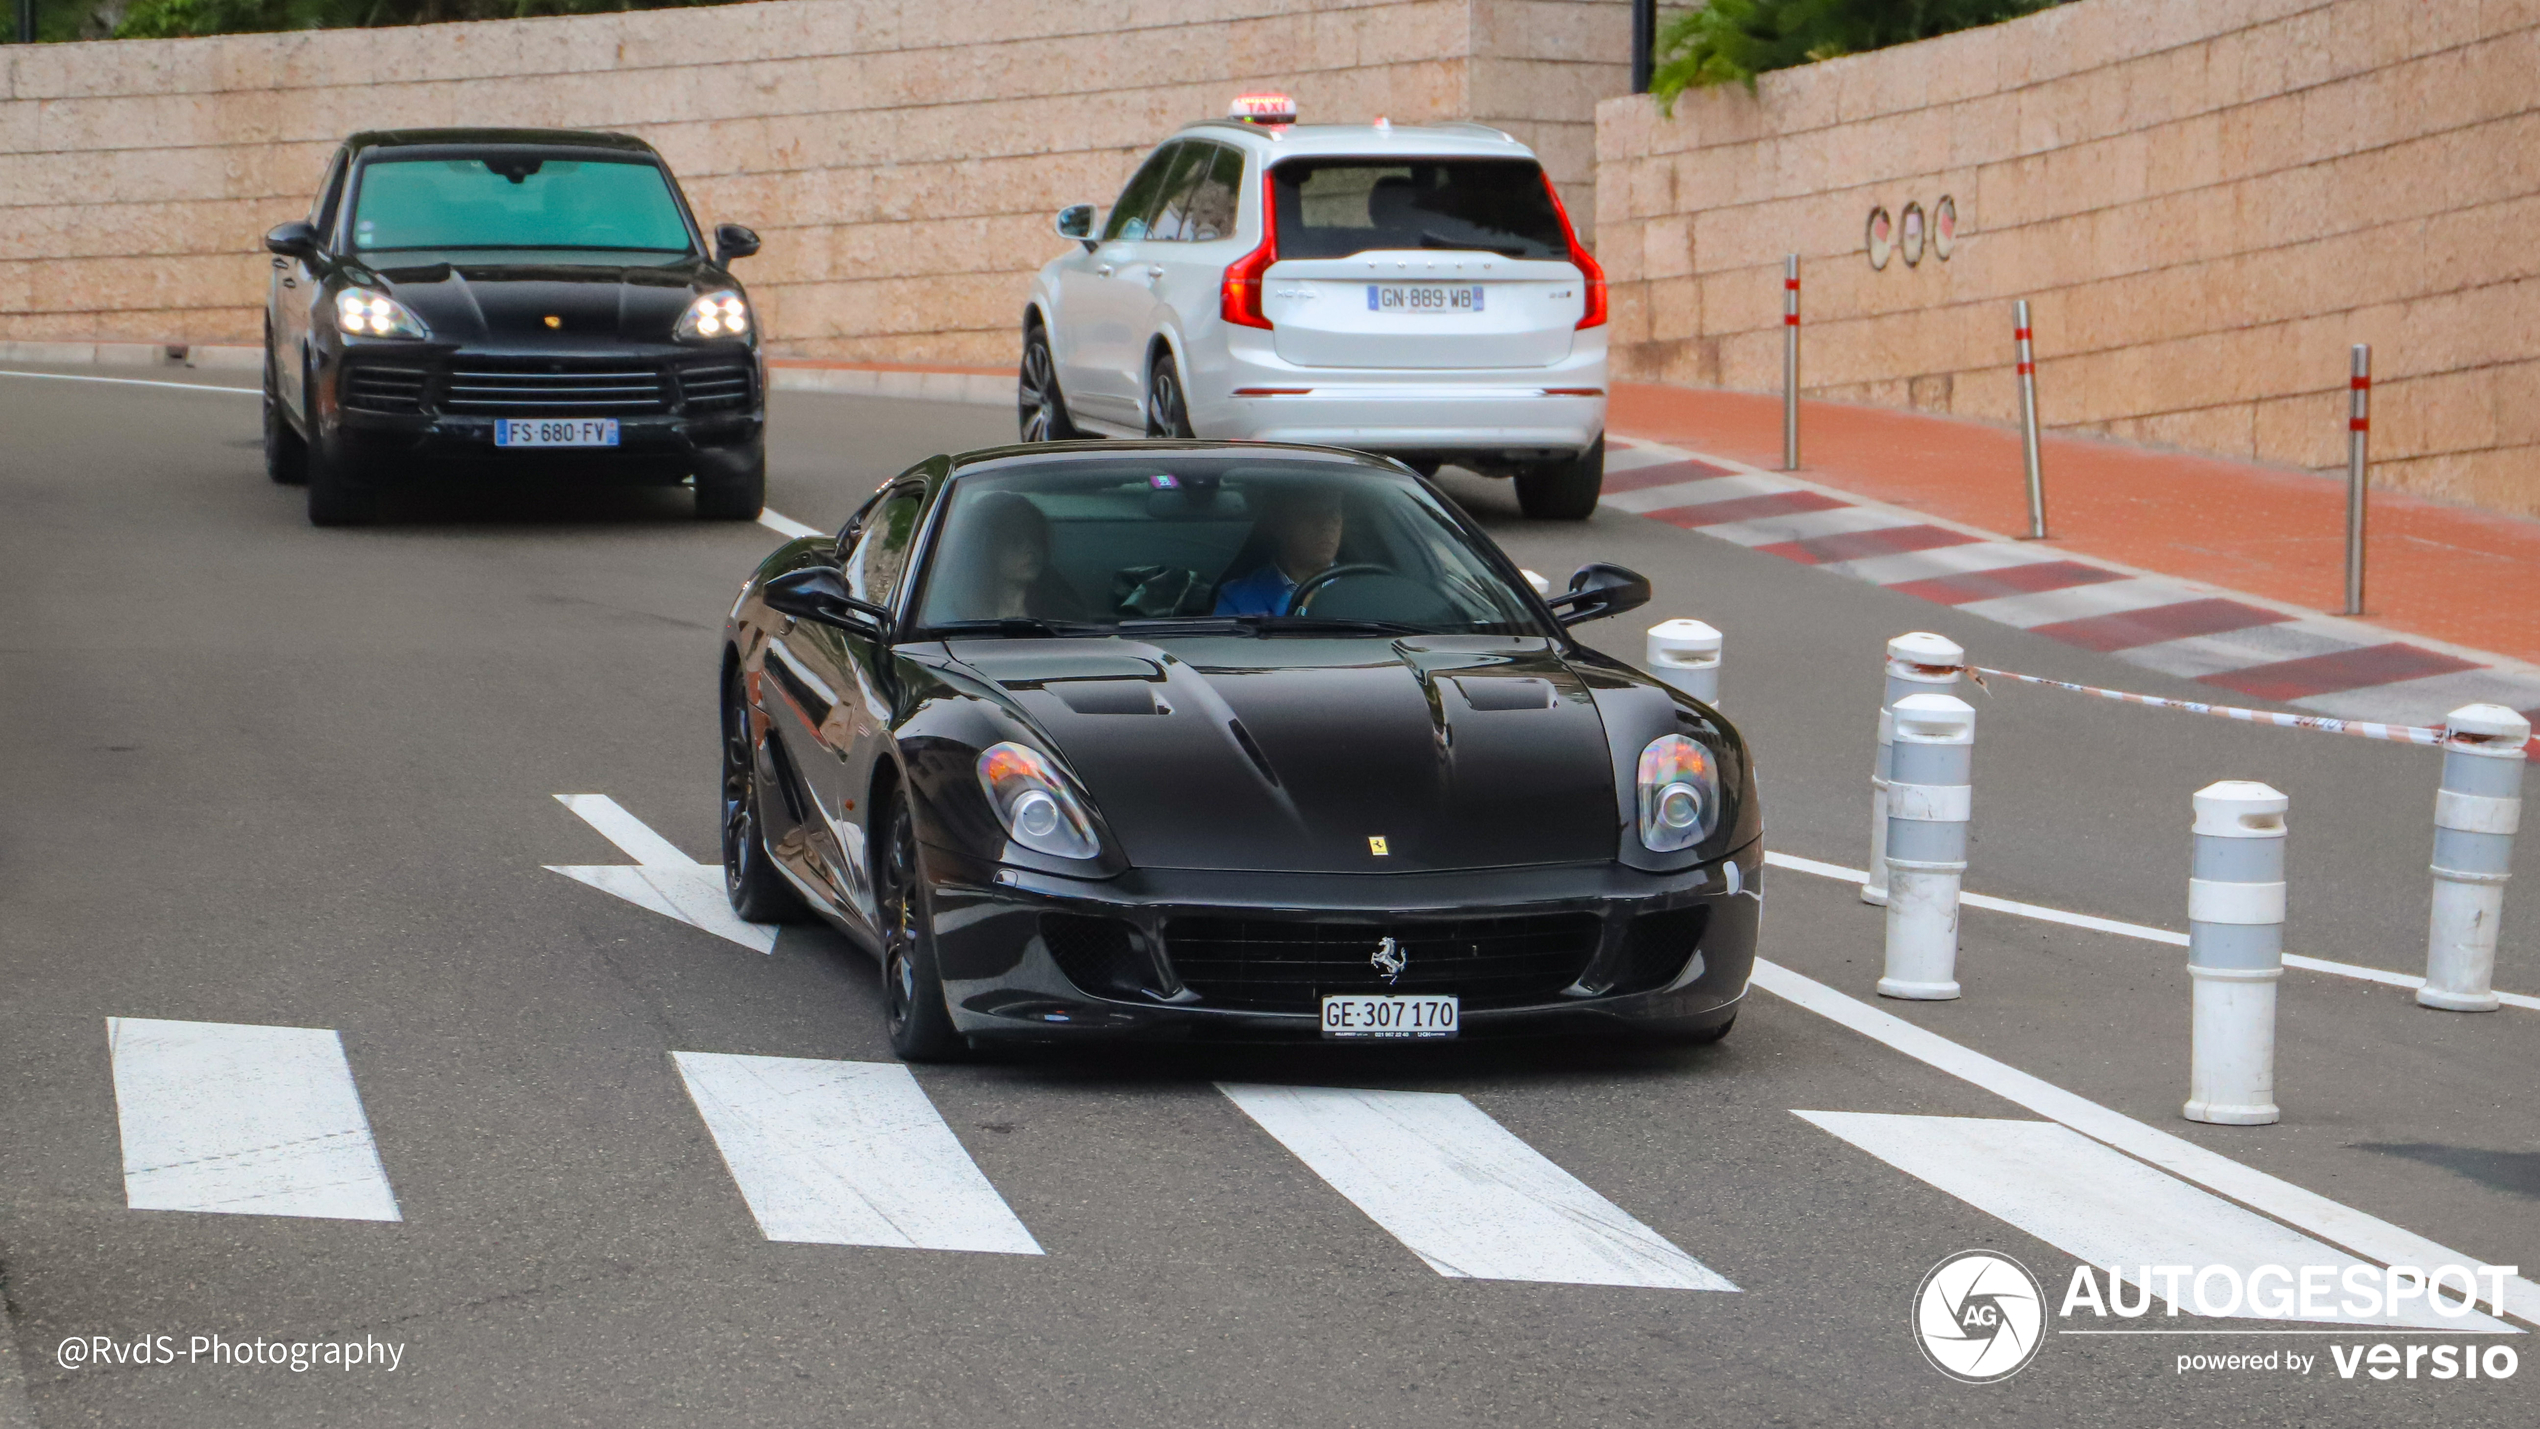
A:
1320 993 1459 1039
1367 283 1484 314
495 417 619 448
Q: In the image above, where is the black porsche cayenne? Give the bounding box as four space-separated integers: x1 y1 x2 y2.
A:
721 440 1762 1060
261 128 766 526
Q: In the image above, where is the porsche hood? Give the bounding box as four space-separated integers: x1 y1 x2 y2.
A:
366 259 718 345
950 635 1620 874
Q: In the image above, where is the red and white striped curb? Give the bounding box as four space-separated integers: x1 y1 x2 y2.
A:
1602 437 2540 735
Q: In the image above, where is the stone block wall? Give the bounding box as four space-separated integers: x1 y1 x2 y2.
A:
0 0 1628 364
1597 0 2540 518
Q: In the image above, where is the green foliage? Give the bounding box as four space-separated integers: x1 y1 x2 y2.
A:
1650 0 2062 109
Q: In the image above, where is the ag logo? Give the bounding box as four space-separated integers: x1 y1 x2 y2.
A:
1912 1250 2044 1383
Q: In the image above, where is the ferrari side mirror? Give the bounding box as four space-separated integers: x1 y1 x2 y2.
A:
762 566 886 637
714 223 761 264
265 221 321 259
1055 204 1097 249
1548 562 1651 627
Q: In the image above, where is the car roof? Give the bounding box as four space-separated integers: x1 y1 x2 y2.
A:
342 128 661 158
1166 120 1538 161
945 440 1415 484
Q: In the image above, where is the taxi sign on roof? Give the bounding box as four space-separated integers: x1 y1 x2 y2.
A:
1229 92 1298 125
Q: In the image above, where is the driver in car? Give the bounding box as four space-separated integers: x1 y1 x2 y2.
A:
1214 485 1347 616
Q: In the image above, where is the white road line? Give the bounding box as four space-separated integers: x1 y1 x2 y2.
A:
1796 1112 2509 1330
1749 961 2540 1325
1217 1083 1735 1291
1759 850 2540 1011
107 1018 401 1222
545 794 778 953
672 1052 1042 1255
758 508 823 540
0 369 259 396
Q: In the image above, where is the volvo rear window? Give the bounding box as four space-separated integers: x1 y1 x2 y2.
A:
1270 158 1568 261
352 156 693 253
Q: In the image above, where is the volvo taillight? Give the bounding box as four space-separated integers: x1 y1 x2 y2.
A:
1542 174 1606 330
1221 170 1278 330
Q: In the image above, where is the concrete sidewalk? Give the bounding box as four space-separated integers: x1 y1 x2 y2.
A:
1610 384 2540 670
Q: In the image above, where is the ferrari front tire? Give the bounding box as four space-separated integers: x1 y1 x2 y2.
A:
1515 434 1605 521
722 667 807 923
879 797 966 1062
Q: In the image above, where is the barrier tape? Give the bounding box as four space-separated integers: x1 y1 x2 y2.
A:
1954 665 2447 747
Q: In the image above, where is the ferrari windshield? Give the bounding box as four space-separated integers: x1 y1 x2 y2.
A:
911 456 1545 637
351 155 694 254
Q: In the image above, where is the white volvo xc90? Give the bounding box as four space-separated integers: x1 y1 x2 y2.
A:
1022 95 1610 519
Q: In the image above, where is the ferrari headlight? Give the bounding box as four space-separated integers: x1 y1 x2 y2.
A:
1636 734 1719 853
976 741 1099 860
334 288 428 339
677 290 752 341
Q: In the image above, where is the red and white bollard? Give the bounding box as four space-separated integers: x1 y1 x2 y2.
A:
2419 704 2529 1012
2185 781 2287 1126
2015 300 2048 540
1646 619 1722 706
1782 255 1801 471
1864 632 1964 906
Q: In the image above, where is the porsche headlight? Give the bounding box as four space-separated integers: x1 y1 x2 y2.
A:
976 741 1100 860
1636 734 1720 853
677 290 752 341
334 288 428 339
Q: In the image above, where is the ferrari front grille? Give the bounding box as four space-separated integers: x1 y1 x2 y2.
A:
1041 914 1150 999
1163 912 1599 1012
341 363 427 414
676 359 754 412
443 360 668 415
1609 905 1707 995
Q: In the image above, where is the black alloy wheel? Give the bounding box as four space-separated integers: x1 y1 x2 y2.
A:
1514 433 1606 521
877 797 965 1062
1145 351 1194 438
722 666 806 922
262 328 307 486
1018 324 1079 442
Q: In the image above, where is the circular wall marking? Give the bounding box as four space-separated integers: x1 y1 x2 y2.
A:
1866 206 1893 270
1900 201 1927 266
1934 195 1958 260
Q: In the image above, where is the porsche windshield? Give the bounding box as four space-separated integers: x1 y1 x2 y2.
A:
911 457 1546 637
351 155 693 254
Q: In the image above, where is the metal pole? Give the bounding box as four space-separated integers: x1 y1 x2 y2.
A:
2344 343 2371 616
1630 0 1657 94
16 0 34 45
1782 255 1800 470
2015 299 2047 539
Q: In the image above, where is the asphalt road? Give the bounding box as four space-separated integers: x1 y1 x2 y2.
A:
0 365 2532 1427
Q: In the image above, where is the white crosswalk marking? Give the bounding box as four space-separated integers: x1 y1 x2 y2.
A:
672 1052 1042 1255
546 793 778 953
107 1018 401 1222
1218 1083 1735 1290
1796 1112 2511 1330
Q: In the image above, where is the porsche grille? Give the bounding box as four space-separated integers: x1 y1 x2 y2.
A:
444 360 668 415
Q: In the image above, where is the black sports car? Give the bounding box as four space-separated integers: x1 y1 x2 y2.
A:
721 441 1760 1058
261 128 766 526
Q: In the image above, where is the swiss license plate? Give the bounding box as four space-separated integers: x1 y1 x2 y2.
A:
1366 283 1484 314
1321 993 1460 1039
495 417 619 448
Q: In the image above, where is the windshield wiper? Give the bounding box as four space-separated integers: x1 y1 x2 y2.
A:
1252 616 1430 636
926 618 1108 639
1114 616 1256 635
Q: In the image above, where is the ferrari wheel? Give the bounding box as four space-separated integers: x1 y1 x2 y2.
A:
722 667 806 922
878 797 965 1062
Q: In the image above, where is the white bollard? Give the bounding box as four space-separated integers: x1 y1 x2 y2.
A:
1877 694 1975 1000
1646 619 1722 706
2419 703 2529 1012
1864 632 1965 906
2185 781 2287 1126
